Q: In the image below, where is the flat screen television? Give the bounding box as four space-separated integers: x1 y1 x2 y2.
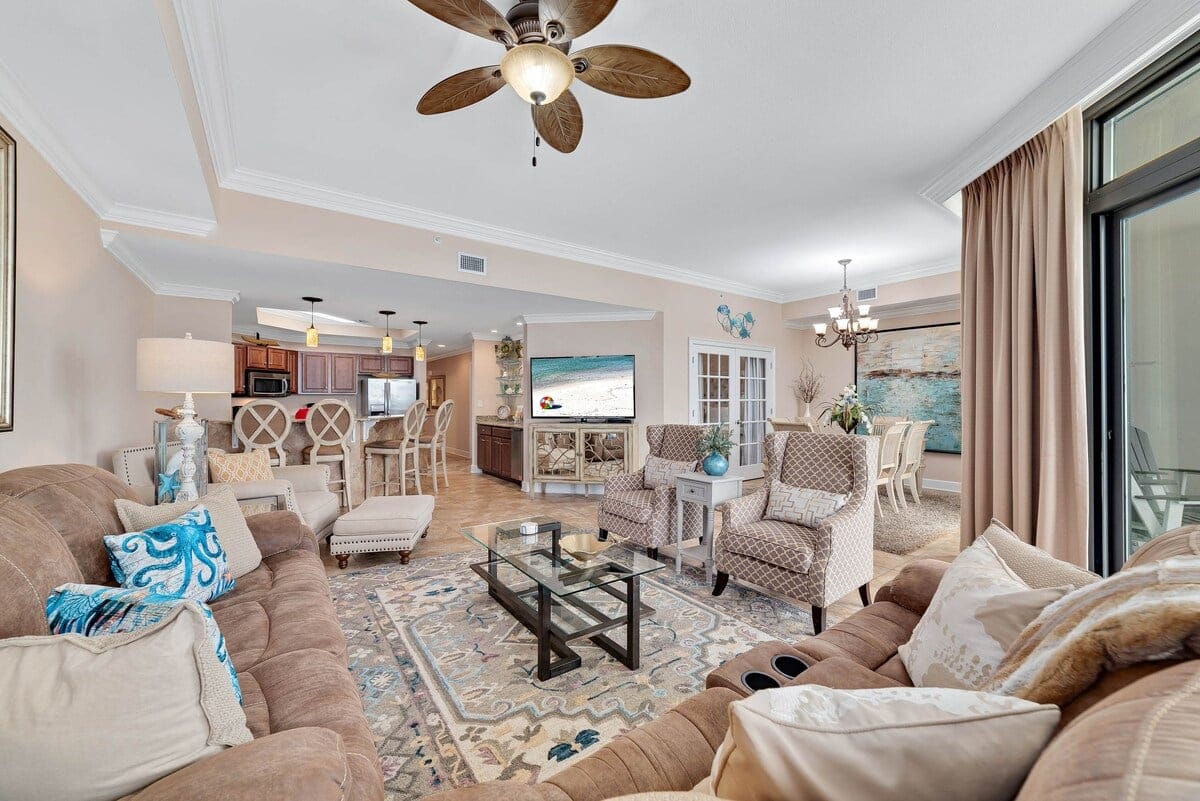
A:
530 355 636 420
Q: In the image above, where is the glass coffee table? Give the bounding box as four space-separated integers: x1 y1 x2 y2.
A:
461 516 664 680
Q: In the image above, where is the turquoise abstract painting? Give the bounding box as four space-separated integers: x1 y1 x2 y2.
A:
855 323 962 454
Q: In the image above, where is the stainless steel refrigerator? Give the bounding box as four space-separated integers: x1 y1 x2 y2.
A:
358 377 419 417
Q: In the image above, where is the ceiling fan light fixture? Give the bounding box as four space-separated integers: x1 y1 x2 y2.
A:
500 44 574 106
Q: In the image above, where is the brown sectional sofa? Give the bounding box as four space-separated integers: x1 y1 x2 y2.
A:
430 538 1200 801
0 464 384 801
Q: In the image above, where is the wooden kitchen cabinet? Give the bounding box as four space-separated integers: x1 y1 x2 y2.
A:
358 354 385 374
477 424 523 484
285 350 298 395
300 352 330 394
330 354 358 394
266 347 288 371
246 345 269 370
387 355 414 378
233 344 247 395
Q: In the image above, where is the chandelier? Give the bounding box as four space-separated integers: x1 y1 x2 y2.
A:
813 259 879 349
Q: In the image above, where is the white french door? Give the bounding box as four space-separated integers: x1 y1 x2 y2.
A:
688 340 775 470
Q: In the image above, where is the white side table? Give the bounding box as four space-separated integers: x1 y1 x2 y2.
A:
672 472 745 581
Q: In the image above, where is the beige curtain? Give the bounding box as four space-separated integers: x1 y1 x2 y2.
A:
960 107 1089 565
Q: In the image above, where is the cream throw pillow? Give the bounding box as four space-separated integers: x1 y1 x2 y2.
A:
898 537 1069 689
644 455 698 489
765 480 847 527
115 485 262 579
0 604 252 801
709 685 1059 801
207 447 274 484
980 518 1100 590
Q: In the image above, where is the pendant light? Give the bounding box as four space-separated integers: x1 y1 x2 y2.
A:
412 320 428 362
379 310 395 355
302 296 323 348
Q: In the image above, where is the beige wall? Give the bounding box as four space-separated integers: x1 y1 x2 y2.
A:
785 271 962 488
0 111 159 472
426 349 471 456
524 317 666 448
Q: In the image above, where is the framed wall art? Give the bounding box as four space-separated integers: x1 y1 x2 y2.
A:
855 322 961 454
0 124 14 433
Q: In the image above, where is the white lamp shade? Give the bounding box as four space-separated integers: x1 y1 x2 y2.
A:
137 336 233 394
501 44 574 105
813 322 828 335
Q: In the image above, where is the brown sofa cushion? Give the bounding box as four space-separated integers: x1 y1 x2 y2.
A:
1017 661 1200 800
874 559 951 616
0 464 136 585
0 494 83 638
792 600 921 672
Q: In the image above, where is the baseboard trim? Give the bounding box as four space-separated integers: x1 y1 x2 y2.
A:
470 466 482 475
922 479 961 493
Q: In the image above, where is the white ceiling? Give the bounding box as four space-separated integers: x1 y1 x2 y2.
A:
2 0 1193 298
109 231 648 351
0 1 214 231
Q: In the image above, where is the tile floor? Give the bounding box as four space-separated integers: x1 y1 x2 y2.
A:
322 455 960 626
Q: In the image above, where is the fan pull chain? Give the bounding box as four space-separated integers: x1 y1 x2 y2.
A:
532 135 540 167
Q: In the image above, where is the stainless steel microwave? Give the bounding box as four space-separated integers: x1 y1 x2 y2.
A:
246 371 289 397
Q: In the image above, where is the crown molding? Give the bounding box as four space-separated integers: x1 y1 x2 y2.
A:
104 203 216 236
780 259 961 303
785 294 960 328
172 0 237 178
101 229 238 301
470 332 507 342
521 310 657 325
920 0 1200 203
427 345 473 362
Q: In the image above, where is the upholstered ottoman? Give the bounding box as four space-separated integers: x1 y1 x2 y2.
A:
330 495 434 568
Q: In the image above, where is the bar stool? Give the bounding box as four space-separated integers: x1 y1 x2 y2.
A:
232 400 290 466
302 399 356 510
365 401 427 497
419 400 455 492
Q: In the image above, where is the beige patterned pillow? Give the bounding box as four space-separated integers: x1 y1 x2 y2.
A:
0 604 251 801
898 537 1069 689
644 455 697 489
765 480 847 527
114 485 262 579
207 447 274 484
710 685 1059 801
980 519 1099 589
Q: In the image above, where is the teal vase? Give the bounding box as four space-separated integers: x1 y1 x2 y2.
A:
703 452 729 477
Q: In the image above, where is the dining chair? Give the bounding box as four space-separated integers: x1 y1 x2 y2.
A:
895 420 934 507
302 399 356 510
874 422 909 513
769 417 815 433
869 415 908 435
364 401 428 497
418 400 455 492
232 400 290 466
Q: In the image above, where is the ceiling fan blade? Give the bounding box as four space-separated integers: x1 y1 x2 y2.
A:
572 45 690 98
532 91 583 153
539 0 618 43
417 66 506 115
406 0 516 45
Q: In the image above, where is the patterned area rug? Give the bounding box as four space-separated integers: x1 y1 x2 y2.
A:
874 488 960 554
330 548 813 800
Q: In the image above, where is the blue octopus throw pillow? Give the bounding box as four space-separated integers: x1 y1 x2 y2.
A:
103 505 234 602
46 583 242 704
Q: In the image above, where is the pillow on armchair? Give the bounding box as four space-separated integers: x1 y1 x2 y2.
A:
207 448 274 484
644 455 698 489
765 480 847 527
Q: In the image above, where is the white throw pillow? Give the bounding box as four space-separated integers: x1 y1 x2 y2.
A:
710 685 1059 801
765 480 847 527
899 537 1069 689
115 485 262 578
0 604 251 801
644 455 698 489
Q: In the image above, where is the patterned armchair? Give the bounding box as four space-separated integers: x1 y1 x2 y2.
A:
713 432 878 633
598 424 708 558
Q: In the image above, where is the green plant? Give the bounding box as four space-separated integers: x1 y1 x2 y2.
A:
819 384 870 434
696 425 733 458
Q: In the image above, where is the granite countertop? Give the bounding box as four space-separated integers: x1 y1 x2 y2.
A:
476 415 524 429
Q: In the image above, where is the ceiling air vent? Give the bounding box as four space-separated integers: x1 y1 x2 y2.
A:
458 253 487 276
856 287 878 302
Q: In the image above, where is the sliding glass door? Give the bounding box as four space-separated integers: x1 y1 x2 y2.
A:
1087 32 1200 570
688 341 775 470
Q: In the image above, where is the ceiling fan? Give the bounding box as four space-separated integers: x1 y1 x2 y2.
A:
408 0 691 154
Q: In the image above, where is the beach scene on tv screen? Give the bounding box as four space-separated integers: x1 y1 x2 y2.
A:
532 356 634 418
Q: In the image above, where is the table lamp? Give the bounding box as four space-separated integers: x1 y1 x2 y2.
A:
137 333 232 502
